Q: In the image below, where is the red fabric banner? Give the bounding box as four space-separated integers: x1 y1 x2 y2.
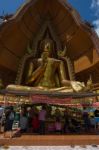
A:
31 95 72 105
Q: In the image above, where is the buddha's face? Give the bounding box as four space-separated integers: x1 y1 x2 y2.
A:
45 43 50 50
44 42 52 57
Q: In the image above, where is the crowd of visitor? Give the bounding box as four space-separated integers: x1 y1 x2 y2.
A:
0 104 99 138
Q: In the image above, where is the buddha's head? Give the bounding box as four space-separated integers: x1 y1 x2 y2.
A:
43 42 52 57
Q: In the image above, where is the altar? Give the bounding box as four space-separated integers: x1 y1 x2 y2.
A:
0 88 98 106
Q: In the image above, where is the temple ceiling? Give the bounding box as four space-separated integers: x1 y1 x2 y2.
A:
0 0 99 72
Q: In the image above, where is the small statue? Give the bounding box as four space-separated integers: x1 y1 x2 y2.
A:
58 45 67 57
86 75 93 91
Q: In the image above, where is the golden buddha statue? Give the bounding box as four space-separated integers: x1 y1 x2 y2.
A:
7 41 86 93
26 42 69 89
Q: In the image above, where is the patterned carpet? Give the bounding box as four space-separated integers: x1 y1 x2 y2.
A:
0 146 99 150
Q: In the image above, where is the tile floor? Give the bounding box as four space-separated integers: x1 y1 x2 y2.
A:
0 146 99 150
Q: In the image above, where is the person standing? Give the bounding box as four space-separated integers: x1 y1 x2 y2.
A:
94 108 99 117
54 117 62 134
38 105 47 134
20 113 28 133
32 114 39 133
0 106 4 133
82 107 91 131
63 108 70 133
4 107 15 138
